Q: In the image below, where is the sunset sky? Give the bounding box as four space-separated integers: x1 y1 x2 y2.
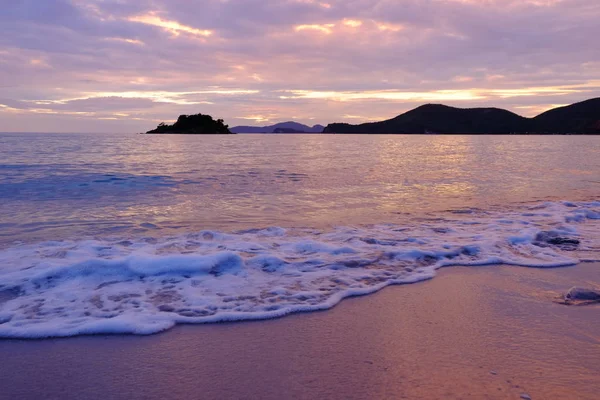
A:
1 0 599 132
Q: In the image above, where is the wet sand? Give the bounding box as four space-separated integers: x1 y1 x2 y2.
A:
1 263 599 400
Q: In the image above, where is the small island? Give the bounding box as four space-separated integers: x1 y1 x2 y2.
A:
146 113 233 134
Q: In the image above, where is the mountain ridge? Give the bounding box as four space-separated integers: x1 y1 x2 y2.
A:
323 98 600 134
231 121 324 133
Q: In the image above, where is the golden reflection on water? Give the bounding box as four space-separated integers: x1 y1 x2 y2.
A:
101 134 600 233
2 133 599 241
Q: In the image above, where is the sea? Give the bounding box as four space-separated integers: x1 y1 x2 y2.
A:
0 132 599 338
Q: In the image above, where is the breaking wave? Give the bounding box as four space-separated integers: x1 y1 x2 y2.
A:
0 200 598 338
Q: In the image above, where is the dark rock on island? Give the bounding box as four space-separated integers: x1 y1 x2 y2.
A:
323 98 600 134
147 113 233 134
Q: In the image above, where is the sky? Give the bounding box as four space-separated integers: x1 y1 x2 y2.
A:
1 0 599 133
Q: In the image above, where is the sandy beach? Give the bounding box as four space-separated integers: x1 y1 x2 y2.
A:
1 262 598 400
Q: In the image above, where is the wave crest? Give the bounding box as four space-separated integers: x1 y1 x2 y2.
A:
0 200 598 338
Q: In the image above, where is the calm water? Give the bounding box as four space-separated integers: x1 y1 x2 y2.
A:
0 133 599 338
1 133 598 244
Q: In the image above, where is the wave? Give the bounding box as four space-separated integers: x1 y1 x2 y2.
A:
0 200 598 338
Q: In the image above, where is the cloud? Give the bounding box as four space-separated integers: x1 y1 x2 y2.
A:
128 13 213 38
1 0 599 131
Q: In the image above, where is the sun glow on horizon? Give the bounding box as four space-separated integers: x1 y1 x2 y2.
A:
279 83 594 103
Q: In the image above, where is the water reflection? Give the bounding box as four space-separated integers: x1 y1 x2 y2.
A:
0 133 598 243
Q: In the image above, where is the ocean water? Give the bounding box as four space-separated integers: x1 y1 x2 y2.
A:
0 133 599 338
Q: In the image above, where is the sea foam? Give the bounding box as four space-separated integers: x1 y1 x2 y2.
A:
0 200 598 338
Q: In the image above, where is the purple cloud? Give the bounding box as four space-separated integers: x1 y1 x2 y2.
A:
1 0 599 132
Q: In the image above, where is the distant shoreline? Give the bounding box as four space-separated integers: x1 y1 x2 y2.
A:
145 97 599 135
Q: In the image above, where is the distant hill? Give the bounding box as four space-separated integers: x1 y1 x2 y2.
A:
231 121 325 133
147 114 232 134
532 98 600 134
323 98 600 134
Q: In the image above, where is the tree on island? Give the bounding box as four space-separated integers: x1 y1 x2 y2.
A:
147 113 233 134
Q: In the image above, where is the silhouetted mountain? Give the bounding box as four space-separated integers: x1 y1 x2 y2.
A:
231 121 324 133
323 98 600 134
147 113 232 134
532 98 600 134
324 105 531 134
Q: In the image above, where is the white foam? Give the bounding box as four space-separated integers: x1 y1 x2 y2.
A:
0 200 598 338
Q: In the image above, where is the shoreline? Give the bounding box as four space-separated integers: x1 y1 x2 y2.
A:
1 262 599 399
0 261 592 342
